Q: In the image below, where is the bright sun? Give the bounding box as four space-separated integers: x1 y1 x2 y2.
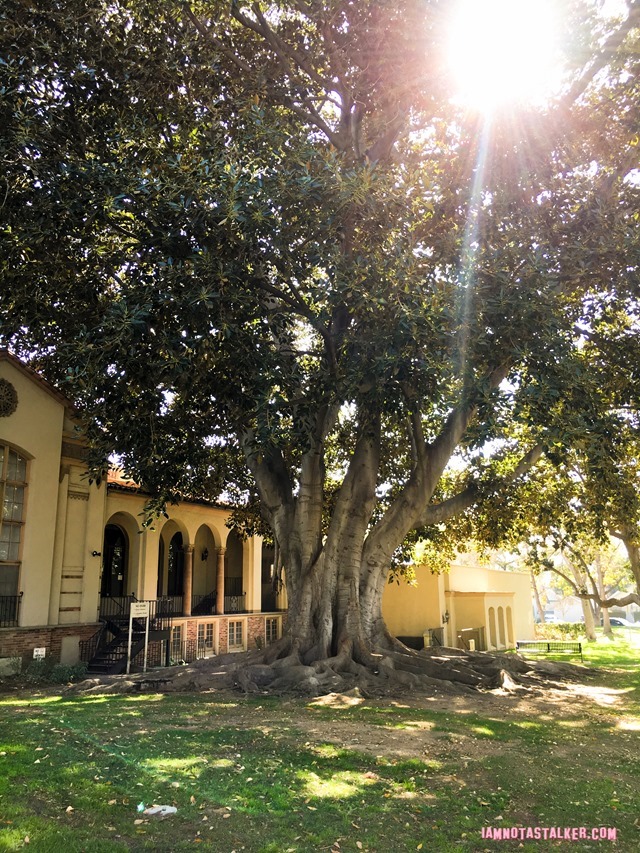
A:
448 0 562 113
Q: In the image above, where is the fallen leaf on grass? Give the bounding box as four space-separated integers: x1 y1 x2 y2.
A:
65 806 74 813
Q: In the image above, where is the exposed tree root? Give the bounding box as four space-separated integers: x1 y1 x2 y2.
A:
68 643 593 699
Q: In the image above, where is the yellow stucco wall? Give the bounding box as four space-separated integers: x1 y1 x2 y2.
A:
1 359 65 626
446 564 535 642
382 567 444 636
382 559 535 648
1 356 106 630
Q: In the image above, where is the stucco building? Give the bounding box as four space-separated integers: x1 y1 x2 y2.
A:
1 350 534 672
383 557 535 651
0 351 285 672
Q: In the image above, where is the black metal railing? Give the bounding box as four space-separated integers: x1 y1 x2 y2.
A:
192 592 217 616
0 592 22 627
100 595 183 623
170 638 209 664
224 594 247 613
152 596 182 626
99 595 133 620
79 624 106 663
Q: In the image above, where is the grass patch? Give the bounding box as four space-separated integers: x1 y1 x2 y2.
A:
1 639 638 851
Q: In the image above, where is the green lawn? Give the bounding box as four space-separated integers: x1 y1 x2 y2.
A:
1 636 638 852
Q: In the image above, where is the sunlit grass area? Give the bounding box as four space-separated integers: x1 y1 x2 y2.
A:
0 639 638 851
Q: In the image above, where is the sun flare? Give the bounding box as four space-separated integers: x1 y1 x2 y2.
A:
448 0 562 113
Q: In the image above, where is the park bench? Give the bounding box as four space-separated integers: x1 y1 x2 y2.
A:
516 640 583 663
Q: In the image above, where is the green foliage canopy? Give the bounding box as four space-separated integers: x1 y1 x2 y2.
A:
1 1 639 652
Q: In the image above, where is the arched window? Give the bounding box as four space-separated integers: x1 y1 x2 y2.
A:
0 444 27 601
101 524 128 597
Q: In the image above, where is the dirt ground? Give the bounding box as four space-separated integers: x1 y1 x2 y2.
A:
226 674 629 764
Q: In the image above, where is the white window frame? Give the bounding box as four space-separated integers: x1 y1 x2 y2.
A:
197 621 217 657
227 618 246 652
265 615 281 645
0 444 28 600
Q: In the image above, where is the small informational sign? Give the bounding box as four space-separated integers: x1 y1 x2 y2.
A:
33 647 46 660
127 601 151 675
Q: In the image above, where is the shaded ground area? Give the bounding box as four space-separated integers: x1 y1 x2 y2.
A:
66 644 595 700
1 638 638 851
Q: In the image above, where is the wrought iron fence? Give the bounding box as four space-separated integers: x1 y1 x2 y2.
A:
0 592 22 627
224 577 243 596
192 592 217 616
79 624 105 663
224 594 247 613
99 595 182 624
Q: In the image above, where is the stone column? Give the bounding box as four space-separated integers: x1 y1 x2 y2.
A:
183 545 194 616
216 547 226 615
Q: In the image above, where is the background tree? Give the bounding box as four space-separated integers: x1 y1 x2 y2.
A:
1 1 639 690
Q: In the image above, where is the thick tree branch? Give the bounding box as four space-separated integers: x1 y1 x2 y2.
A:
562 1 640 106
544 563 640 609
239 430 295 544
421 443 545 526
182 4 254 74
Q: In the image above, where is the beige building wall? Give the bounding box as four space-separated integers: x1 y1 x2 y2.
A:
1 357 67 627
1 355 107 642
447 564 535 642
382 567 445 637
382 557 535 650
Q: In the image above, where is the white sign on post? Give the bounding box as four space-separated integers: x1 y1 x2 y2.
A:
33 647 46 660
126 601 151 675
131 601 150 619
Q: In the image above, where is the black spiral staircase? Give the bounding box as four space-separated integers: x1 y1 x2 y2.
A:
81 597 176 675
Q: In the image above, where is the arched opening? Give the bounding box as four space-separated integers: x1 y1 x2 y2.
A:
167 532 185 596
101 524 128 598
192 524 217 615
0 443 28 625
261 542 276 611
224 530 245 612
506 606 514 646
488 607 497 649
497 606 506 648
157 537 165 598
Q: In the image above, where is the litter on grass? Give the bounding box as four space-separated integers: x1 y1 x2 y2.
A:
142 805 178 817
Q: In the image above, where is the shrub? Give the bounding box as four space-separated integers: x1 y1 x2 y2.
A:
49 662 88 683
535 622 585 640
23 660 88 684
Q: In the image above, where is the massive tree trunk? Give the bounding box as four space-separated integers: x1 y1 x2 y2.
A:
235 389 552 694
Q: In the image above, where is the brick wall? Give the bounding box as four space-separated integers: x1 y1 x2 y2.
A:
0 624 99 665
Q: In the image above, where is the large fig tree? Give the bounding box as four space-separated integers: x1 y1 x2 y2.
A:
1 1 639 688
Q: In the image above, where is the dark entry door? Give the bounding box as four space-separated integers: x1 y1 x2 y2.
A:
101 525 128 597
